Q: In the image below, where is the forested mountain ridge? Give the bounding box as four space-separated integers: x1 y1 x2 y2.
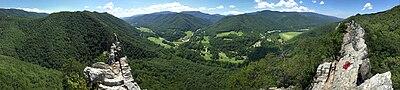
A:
123 12 215 41
0 9 233 89
180 11 224 23
0 11 164 69
178 10 342 65
205 10 342 34
123 12 213 32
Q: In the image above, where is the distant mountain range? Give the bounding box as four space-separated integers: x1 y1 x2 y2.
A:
0 8 48 17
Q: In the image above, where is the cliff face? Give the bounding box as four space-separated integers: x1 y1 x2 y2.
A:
84 37 141 90
310 21 393 90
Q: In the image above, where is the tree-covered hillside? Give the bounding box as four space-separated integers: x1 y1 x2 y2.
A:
1 11 163 69
206 10 342 35
0 9 235 89
0 55 63 89
123 12 214 41
180 11 224 23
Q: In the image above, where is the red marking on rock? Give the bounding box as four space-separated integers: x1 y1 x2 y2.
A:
343 61 351 70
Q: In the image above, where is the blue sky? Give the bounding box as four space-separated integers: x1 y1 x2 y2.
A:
0 0 398 18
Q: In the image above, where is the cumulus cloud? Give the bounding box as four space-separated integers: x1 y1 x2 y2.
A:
255 0 275 8
229 5 236 8
362 3 372 11
84 6 90 9
216 5 224 9
312 0 317 3
275 0 298 7
97 2 114 9
319 1 324 4
254 0 314 12
16 8 52 13
299 1 303 4
96 2 226 17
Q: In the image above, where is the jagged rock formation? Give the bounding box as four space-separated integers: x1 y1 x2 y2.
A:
357 72 393 90
84 34 141 90
309 21 393 90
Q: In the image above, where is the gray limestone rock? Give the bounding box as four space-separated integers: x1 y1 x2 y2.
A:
309 21 392 90
84 37 141 90
357 71 393 90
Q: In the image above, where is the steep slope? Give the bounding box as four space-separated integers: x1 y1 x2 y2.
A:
206 10 342 34
228 5 400 89
123 12 213 41
309 21 393 90
0 8 47 17
342 5 400 88
124 13 212 32
0 55 63 89
0 11 163 69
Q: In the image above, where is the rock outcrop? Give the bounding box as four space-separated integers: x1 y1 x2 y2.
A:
309 21 393 90
84 34 141 90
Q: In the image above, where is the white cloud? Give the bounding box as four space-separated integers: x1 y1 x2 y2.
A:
223 11 243 15
84 6 90 9
299 1 303 4
312 0 317 3
275 0 298 7
319 1 324 4
254 0 314 12
16 8 52 13
362 3 372 11
255 0 299 8
255 0 275 8
229 5 236 8
97 2 114 9
216 5 224 9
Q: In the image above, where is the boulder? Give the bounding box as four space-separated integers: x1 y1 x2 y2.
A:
357 71 393 90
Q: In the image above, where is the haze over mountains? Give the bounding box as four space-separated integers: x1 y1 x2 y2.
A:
0 4 400 90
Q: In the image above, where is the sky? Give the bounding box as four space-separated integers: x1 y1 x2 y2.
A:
0 0 399 18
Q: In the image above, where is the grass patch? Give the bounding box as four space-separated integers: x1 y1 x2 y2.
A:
216 31 243 37
223 38 233 41
218 52 244 63
201 36 212 47
180 31 193 42
200 47 213 60
147 37 172 48
173 31 194 45
279 32 303 40
136 27 155 34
